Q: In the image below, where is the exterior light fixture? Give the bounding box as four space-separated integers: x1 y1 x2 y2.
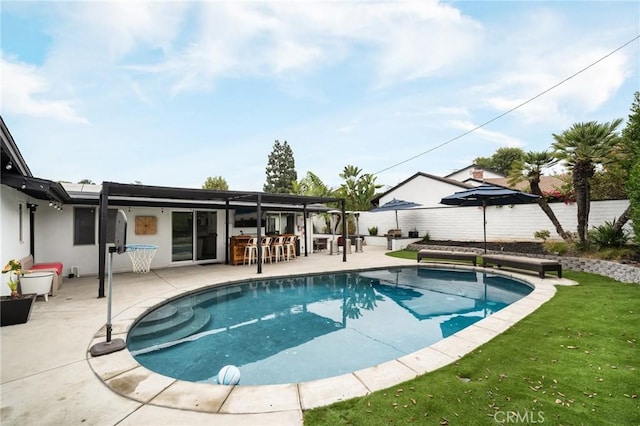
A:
21 182 26 189
5 161 12 170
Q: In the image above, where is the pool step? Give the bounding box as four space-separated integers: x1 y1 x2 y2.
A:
138 304 179 325
128 308 211 351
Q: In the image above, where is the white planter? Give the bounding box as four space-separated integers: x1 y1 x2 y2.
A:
20 272 53 301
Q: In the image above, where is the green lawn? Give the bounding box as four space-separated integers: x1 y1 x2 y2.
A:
304 251 639 425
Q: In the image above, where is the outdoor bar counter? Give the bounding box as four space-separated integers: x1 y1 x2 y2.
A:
229 234 299 265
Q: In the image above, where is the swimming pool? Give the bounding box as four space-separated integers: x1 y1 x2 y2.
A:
127 267 532 386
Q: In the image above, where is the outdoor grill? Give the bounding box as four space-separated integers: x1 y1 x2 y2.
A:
385 229 402 238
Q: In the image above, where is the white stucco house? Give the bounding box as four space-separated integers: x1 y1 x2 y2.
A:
1 117 344 297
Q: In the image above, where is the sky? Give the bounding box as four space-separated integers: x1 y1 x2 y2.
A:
1 1 639 192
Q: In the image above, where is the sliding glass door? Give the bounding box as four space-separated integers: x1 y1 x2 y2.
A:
172 211 193 262
172 210 218 262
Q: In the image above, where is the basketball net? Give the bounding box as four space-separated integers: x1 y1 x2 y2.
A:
126 245 158 274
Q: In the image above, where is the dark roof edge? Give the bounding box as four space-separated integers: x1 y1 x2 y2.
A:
1 115 32 177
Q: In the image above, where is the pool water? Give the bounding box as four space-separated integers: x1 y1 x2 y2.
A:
127 267 531 385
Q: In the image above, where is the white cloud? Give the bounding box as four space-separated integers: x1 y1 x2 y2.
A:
124 1 484 93
1 54 88 123
449 119 523 148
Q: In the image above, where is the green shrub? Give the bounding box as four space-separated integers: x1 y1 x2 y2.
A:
368 226 378 236
589 218 630 249
533 229 551 242
543 240 569 255
596 247 636 260
422 231 431 242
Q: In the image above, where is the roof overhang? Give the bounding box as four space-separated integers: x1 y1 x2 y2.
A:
93 181 341 212
1 116 70 203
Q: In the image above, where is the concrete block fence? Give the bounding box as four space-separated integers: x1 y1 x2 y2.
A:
408 243 640 284
341 199 632 242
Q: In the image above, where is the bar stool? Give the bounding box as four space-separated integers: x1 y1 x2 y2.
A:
271 236 286 262
285 235 297 261
260 236 272 263
243 238 258 265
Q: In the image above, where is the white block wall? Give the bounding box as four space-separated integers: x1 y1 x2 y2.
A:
339 199 632 242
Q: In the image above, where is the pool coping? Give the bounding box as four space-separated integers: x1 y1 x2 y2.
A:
87 263 575 415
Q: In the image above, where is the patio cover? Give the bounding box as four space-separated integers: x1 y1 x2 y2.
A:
97 182 347 297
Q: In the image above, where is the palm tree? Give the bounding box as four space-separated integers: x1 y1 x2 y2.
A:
509 151 573 243
552 119 624 245
337 165 383 211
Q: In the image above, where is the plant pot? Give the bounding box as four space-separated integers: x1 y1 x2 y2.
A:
1 294 36 326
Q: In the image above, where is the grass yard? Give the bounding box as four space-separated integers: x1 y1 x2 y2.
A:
303 251 639 425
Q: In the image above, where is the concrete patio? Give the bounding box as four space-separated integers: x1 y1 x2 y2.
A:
0 246 570 425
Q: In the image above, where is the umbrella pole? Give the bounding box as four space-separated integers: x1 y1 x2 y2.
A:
483 201 487 253
395 210 398 229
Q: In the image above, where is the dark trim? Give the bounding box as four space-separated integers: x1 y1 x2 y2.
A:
256 194 262 274
27 203 37 257
98 183 109 298
225 200 230 265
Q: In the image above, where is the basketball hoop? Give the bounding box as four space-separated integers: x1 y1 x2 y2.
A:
125 244 158 274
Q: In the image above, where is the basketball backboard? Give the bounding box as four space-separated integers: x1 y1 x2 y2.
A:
114 209 127 253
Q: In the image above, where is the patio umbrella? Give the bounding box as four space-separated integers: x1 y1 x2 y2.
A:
370 198 421 229
440 184 540 253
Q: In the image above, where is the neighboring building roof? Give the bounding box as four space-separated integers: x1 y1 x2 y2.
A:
371 172 473 206
482 175 566 194
444 163 506 179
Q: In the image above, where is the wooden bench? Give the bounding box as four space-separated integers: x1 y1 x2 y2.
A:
417 249 478 266
481 254 562 279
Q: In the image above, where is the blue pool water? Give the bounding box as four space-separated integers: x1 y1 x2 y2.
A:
127 267 532 385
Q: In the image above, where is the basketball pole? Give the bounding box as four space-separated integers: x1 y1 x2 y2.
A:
90 247 126 356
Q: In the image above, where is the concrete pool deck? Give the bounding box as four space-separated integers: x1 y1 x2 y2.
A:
0 246 573 425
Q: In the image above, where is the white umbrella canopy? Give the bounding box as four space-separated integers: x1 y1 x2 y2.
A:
370 198 422 229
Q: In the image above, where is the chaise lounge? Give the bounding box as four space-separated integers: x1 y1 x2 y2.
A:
417 249 478 266
481 254 562 279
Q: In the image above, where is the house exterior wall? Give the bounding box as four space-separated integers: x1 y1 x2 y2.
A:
33 205 232 277
379 175 469 208
0 185 32 296
31 205 311 277
354 199 631 241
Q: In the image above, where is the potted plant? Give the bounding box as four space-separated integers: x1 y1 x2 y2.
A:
368 226 378 236
1 259 36 326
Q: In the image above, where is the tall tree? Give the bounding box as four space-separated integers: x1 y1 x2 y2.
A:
552 119 624 245
202 176 229 190
263 140 297 194
78 179 95 184
509 151 573 243
474 147 525 175
622 92 640 242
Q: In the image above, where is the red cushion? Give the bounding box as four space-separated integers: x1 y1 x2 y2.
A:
32 262 63 276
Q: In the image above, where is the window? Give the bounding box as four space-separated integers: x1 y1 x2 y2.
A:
74 207 95 245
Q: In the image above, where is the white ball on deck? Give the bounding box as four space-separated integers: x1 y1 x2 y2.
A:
218 365 241 385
